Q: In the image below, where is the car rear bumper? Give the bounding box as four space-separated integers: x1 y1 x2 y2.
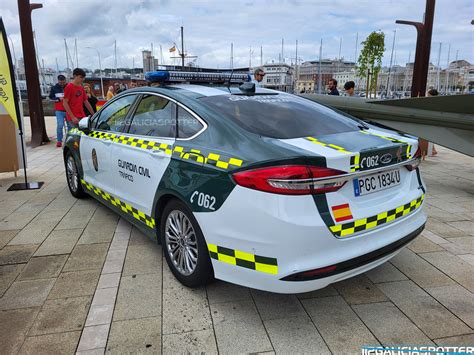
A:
195 186 427 293
281 223 424 282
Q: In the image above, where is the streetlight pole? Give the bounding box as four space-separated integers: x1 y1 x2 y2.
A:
18 0 48 146
86 46 104 98
396 0 436 97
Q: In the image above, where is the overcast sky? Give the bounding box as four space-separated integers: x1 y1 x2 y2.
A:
2 0 473 71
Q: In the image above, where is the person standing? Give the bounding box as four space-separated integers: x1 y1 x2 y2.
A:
327 78 340 95
427 88 438 97
252 68 265 87
83 83 98 114
106 85 115 100
49 74 67 147
344 81 355 96
63 68 95 129
114 82 124 94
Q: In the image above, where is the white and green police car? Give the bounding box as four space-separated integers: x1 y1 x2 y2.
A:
64 71 426 293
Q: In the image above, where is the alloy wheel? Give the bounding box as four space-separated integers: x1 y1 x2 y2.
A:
66 155 79 192
165 210 199 276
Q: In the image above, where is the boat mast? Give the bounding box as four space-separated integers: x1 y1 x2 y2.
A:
64 38 69 73
318 38 322 94
445 43 450 94
114 39 117 76
74 38 78 67
181 26 185 69
281 38 284 64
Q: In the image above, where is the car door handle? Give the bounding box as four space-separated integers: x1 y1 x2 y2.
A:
100 139 112 146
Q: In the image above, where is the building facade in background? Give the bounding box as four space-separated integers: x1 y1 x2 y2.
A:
376 60 473 95
296 59 355 93
333 70 363 92
142 50 159 73
261 63 294 92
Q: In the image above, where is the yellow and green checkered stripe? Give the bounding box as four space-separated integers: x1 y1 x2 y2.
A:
329 194 424 238
81 179 156 229
207 243 278 275
85 131 243 171
69 128 84 135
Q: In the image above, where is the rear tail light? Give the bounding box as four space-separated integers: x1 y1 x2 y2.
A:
232 165 346 195
405 147 422 171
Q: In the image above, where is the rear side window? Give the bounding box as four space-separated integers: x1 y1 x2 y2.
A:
199 94 360 139
128 95 176 138
95 95 136 132
177 107 204 138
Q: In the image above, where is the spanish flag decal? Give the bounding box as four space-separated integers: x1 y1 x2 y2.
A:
331 203 353 222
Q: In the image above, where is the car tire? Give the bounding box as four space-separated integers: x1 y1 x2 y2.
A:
65 150 87 199
161 199 214 287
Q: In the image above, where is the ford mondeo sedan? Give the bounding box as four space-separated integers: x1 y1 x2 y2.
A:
64 75 426 293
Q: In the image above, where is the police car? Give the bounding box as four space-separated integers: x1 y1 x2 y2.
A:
64 71 426 293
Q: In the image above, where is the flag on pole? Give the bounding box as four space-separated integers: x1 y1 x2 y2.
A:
169 45 176 52
0 17 20 128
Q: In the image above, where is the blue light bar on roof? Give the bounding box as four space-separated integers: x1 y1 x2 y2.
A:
145 70 250 84
145 71 170 83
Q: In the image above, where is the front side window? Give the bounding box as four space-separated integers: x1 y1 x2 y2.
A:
128 95 176 138
95 95 136 132
177 107 204 138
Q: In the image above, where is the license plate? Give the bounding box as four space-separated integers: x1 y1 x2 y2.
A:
353 169 401 196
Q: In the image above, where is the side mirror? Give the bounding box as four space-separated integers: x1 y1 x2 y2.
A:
78 116 90 134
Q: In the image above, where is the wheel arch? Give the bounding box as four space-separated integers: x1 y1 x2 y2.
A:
63 142 84 178
63 146 72 161
154 192 188 242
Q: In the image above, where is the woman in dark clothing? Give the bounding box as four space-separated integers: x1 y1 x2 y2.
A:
84 83 98 114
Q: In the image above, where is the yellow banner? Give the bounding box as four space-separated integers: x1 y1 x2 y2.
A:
0 25 19 128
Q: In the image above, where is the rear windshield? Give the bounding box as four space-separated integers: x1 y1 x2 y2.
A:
199 94 360 139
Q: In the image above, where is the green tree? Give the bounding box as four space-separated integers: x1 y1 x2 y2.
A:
468 81 474 91
357 31 385 98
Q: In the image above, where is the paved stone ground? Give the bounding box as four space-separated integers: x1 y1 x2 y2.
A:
0 117 473 354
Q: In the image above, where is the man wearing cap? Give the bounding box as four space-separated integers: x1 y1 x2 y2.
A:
49 74 67 147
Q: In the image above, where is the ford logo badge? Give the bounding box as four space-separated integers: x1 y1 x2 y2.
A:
380 153 392 164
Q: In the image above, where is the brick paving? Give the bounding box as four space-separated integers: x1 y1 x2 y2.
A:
0 117 473 354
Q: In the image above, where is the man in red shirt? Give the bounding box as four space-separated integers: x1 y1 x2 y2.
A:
63 68 95 130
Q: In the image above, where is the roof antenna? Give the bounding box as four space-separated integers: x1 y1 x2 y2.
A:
227 69 234 93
